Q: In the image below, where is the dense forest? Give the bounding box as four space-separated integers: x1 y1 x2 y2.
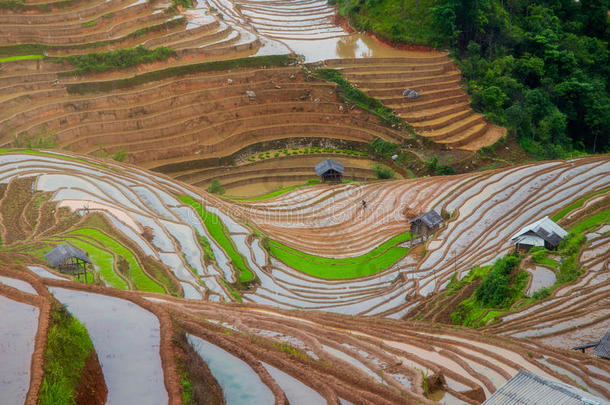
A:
332 0 610 157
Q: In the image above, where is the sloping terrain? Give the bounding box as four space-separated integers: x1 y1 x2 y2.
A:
326 57 506 150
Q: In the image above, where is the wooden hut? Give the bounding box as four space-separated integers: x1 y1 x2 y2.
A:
315 159 344 183
483 369 605 404
45 243 91 280
408 210 443 239
511 216 567 253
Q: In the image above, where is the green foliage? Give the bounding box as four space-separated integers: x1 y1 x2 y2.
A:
475 255 521 307
198 235 215 261
13 131 56 149
374 164 395 179
531 287 550 300
64 46 176 75
38 304 93 405
111 148 127 162
207 179 225 195
0 54 43 62
552 187 610 221
268 233 410 279
81 19 97 28
333 0 439 45
66 55 295 94
180 196 254 282
316 68 406 129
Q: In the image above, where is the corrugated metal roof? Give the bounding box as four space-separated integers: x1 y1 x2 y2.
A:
593 330 610 360
408 210 443 228
315 159 344 176
44 243 91 268
511 217 568 247
483 369 608 405
512 235 545 247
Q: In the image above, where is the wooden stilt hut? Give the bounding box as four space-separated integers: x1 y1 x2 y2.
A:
45 243 91 281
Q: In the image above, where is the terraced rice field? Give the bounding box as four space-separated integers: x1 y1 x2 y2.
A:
326 57 506 150
2 264 608 404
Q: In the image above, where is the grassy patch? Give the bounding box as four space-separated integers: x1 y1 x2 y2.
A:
60 46 176 75
66 55 295 94
62 237 128 289
225 180 320 201
38 304 94 405
0 54 43 62
451 255 528 327
569 209 610 235
268 233 410 279
67 228 164 293
180 196 254 283
552 188 610 221
331 0 437 45
220 278 242 302
81 19 97 28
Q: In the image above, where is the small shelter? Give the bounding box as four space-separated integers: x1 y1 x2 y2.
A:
315 159 344 183
483 369 606 405
408 210 443 239
511 216 567 252
45 243 91 280
572 329 610 360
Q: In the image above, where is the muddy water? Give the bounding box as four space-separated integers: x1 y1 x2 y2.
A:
0 295 39 405
262 362 326 405
49 288 168 405
282 34 429 62
526 266 556 296
187 334 275 404
27 265 69 281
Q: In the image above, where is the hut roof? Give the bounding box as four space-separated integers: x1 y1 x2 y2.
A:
593 329 610 360
408 210 443 229
483 369 607 405
511 216 567 247
315 159 344 176
45 243 91 268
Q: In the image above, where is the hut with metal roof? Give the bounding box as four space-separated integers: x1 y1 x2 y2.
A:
483 369 607 405
572 329 610 360
408 210 443 239
44 243 91 280
511 216 568 252
315 159 344 183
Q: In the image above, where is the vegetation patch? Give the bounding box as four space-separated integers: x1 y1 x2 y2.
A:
268 233 410 279
67 228 164 293
226 179 321 201
552 188 610 221
180 196 254 283
450 255 528 327
66 55 295 94
315 68 407 130
59 46 176 75
0 54 43 62
38 304 95 405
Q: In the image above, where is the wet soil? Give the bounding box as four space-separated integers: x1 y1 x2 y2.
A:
74 350 108 405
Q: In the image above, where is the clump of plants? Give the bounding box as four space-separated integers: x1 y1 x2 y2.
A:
207 179 225 195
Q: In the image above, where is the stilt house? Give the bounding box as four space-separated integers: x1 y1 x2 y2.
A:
45 243 91 280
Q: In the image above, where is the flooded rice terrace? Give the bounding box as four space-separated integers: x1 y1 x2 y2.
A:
188 0 432 61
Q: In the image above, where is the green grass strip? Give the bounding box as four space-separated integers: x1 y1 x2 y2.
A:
269 233 410 279
180 196 253 282
38 304 93 405
68 228 164 293
0 54 43 62
66 55 295 94
552 187 610 221
0 148 109 169
569 209 610 234
226 184 311 201
63 237 128 290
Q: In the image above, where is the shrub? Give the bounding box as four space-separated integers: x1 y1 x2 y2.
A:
532 288 551 300
374 165 395 180
207 179 225 195
475 255 521 307
111 148 127 162
65 46 176 75
436 165 456 175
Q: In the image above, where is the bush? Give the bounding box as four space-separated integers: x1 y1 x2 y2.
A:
532 288 551 300
475 255 521 307
207 179 225 195
436 165 456 175
111 148 127 162
374 165 395 180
